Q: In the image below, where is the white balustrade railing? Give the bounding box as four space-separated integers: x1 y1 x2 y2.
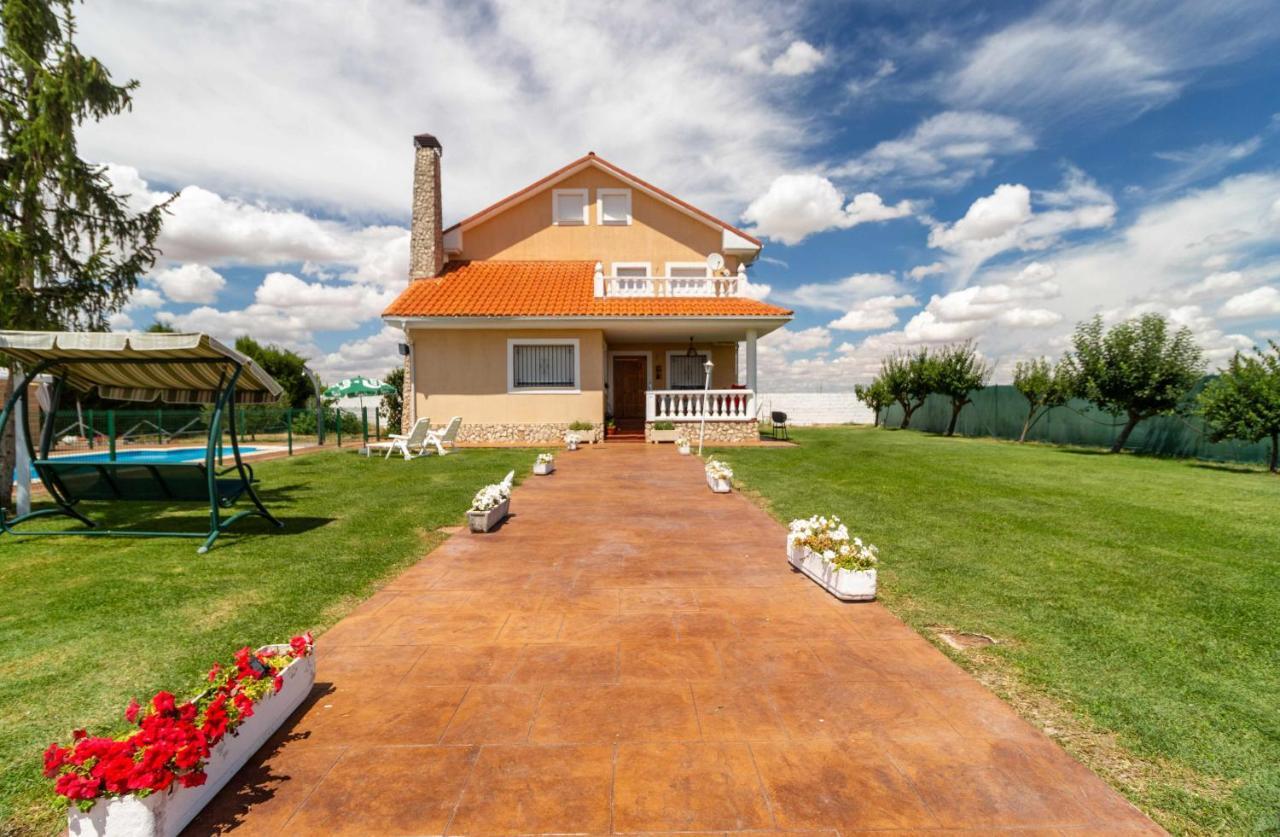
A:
604 275 740 298
646 389 757 422
593 263 748 298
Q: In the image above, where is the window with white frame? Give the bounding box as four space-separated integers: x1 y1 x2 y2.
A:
508 339 579 391
612 262 650 278
666 262 710 279
668 352 708 389
552 189 588 225
597 189 632 225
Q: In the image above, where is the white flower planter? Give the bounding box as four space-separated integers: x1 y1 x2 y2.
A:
705 473 732 493
787 545 877 601
677 444 691 456
467 498 510 532
533 461 555 475
67 646 316 837
565 441 579 451
649 428 679 443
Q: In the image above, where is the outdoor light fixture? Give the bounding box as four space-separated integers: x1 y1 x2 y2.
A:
685 337 698 357
397 343 410 356
699 358 714 456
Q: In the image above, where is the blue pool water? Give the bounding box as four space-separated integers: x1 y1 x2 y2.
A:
17 447 261 482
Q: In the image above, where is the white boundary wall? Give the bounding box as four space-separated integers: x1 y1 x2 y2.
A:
756 392 874 426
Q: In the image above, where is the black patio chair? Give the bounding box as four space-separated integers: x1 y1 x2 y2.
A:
771 411 789 440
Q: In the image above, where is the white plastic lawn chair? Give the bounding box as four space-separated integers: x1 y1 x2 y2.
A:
424 416 462 456
367 417 431 460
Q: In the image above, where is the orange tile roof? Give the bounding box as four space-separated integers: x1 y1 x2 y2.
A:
443 152 763 248
382 261 793 319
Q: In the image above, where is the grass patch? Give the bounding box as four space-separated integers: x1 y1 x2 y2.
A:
0 448 531 835
710 427 1280 835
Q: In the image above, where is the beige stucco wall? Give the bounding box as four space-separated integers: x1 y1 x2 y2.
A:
410 328 605 427
456 167 743 274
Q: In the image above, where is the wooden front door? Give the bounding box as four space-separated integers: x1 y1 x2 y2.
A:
612 356 646 419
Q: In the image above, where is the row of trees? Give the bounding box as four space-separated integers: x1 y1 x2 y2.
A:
856 313 1280 472
854 341 992 437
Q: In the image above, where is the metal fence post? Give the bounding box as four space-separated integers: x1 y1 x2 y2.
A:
362 406 369 447
374 408 381 441
336 408 342 447
87 408 95 449
107 410 116 461
286 407 293 455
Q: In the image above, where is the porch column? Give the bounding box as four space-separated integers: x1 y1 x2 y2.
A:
745 329 758 392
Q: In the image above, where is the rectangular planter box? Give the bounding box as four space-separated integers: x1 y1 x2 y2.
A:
467 498 509 532
677 445 691 455
649 429 679 443
788 544 877 602
705 473 732 493
533 461 555 475
67 646 316 837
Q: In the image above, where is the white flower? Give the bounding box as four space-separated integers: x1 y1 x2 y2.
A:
471 477 513 511
705 459 734 480
536 453 555 465
787 513 878 571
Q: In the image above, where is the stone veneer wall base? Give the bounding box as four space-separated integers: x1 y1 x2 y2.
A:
645 420 758 443
456 423 603 444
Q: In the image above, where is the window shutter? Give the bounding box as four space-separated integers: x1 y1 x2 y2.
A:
670 354 707 389
554 191 586 224
513 344 576 388
600 192 629 224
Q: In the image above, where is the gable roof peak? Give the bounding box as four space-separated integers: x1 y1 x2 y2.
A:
442 152 761 249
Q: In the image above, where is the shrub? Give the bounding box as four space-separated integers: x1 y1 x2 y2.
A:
568 420 593 431
652 420 675 430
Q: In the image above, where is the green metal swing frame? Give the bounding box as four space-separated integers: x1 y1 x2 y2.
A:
0 356 282 553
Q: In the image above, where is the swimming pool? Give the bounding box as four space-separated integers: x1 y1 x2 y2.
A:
17 446 265 482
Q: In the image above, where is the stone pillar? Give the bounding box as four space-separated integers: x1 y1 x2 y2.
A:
409 133 444 280
401 329 415 434
745 329 758 392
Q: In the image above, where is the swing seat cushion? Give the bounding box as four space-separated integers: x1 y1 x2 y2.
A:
33 461 250 505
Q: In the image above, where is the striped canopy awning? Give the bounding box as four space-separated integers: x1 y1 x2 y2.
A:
0 331 283 404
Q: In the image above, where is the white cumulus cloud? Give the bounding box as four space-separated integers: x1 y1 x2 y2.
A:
742 174 911 245
149 263 227 304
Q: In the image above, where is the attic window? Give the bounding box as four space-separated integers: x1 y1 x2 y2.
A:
598 189 632 225
552 189 588 225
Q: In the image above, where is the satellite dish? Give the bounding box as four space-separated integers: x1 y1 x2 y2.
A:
706 252 725 272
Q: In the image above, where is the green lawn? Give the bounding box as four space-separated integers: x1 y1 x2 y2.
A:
710 428 1280 835
0 448 532 836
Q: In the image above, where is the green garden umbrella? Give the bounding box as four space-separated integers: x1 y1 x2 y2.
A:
323 376 395 412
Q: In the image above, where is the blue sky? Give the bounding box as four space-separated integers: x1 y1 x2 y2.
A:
77 0 1280 388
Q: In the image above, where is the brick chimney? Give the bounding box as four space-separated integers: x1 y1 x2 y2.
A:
409 133 444 279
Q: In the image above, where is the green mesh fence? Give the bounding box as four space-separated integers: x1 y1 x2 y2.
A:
42 404 386 455
881 384 1271 466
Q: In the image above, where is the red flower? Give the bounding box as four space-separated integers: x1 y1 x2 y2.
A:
124 698 141 724
72 729 87 741
178 770 207 788
152 691 176 715
273 675 284 694
289 633 313 658
207 662 222 683
42 743 69 777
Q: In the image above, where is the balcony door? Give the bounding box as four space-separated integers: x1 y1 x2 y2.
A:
612 356 647 420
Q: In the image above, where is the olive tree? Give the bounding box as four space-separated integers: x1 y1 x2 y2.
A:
880 348 935 429
1198 341 1280 473
933 341 990 437
854 377 892 427
1066 314 1204 453
1012 356 1075 442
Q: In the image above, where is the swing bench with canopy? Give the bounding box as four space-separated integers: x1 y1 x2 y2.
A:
0 330 284 553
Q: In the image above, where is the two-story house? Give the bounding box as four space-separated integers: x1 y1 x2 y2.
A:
381 133 792 443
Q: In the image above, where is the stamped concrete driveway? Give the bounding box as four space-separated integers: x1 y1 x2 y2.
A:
190 444 1161 836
